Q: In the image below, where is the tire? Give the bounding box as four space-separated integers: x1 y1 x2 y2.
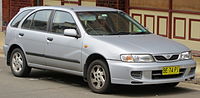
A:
87 59 111 93
10 48 31 77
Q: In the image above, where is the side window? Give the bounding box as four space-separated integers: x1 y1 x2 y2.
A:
21 13 35 29
51 11 77 34
21 10 52 31
11 10 32 27
30 10 51 31
30 10 52 31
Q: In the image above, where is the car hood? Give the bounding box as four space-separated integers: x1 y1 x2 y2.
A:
93 34 189 54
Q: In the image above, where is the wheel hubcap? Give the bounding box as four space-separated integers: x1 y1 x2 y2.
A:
12 52 23 72
90 65 106 89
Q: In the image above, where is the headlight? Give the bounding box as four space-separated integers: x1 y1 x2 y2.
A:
180 51 192 60
121 54 155 63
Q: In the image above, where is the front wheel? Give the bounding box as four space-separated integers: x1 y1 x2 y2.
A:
10 48 31 77
87 60 111 93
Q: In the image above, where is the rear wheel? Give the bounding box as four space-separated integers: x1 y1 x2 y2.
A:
87 60 111 93
10 48 31 77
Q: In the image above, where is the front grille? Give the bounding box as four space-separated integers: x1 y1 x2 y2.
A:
152 68 186 80
154 54 179 62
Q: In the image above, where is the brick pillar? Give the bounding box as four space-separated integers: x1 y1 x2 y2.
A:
0 0 2 31
2 0 10 31
2 0 34 31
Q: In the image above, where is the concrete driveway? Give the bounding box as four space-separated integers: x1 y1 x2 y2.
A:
1 57 200 98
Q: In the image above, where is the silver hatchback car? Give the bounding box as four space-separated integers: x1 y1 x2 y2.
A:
4 6 196 93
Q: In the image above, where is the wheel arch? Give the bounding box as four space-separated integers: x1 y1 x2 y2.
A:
83 53 109 81
7 44 25 66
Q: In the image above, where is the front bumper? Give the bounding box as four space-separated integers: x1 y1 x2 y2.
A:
3 45 9 57
107 59 196 85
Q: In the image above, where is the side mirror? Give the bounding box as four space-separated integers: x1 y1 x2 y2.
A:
64 29 78 38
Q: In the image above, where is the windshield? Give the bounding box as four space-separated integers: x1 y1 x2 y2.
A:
76 11 151 35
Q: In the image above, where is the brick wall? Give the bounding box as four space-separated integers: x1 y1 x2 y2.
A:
2 0 10 28
0 0 2 31
2 0 34 30
10 0 34 18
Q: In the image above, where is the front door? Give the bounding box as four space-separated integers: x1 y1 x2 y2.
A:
44 11 82 71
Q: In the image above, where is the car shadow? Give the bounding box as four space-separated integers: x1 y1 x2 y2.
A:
29 69 88 87
28 69 198 97
109 85 197 97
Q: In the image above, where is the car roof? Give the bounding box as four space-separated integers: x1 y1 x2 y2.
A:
20 6 120 12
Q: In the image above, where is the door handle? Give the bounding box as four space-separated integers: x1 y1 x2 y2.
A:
47 37 53 41
19 33 24 36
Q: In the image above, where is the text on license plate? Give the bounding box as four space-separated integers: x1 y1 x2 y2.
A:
162 66 180 75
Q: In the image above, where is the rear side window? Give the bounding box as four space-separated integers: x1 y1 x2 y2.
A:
21 13 35 29
21 10 52 31
11 10 32 27
31 10 52 31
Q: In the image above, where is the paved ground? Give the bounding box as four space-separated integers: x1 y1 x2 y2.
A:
0 32 4 47
1 57 200 98
0 32 4 57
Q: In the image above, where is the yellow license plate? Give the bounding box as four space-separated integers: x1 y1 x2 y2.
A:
162 66 180 75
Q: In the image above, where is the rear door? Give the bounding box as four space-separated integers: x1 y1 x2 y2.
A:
18 10 52 65
44 10 82 71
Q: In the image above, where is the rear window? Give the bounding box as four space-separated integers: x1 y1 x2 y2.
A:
11 10 32 27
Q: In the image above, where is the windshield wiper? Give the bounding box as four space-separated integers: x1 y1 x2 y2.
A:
108 31 151 35
109 32 132 35
131 32 151 35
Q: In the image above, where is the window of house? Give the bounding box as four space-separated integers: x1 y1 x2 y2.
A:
34 0 43 6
